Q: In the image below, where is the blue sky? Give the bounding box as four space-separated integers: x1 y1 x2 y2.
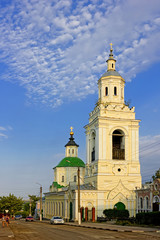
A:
0 0 160 199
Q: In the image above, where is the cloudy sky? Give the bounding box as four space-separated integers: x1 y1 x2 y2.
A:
0 0 160 198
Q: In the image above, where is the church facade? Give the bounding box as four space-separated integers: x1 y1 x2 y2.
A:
44 46 142 221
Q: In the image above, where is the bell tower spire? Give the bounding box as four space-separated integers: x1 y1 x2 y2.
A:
106 43 116 71
98 44 125 105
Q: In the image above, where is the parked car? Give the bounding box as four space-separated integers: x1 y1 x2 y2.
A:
50 216 64 224
15 215 22 220
26 216 34 222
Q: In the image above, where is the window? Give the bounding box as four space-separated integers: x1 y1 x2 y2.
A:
105 87 108 96
155 196 159 203
72 149 74 154
114 87 117 96
68 149 70 154
92 147 95 162
140 197 143 209
91 132 95 162
62 176 64 182
112 63 114 68
146 197 149 209
155 184 158 190
112 130 125 160
74 175 76 182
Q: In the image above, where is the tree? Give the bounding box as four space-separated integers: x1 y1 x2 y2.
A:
0 194 23 215
28 195 40 216
152 168 160 181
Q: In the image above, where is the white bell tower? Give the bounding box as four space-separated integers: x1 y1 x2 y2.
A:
84 45 141 215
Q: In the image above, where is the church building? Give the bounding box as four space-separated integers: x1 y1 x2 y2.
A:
44 46 142 221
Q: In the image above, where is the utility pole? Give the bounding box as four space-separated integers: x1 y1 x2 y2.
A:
29 198 32 216
78 167 81 225
40 186 42 221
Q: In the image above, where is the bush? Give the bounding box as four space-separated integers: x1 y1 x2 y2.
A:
15 211 29 218
136 212 160 225
103 209 129 220
116 217 136 226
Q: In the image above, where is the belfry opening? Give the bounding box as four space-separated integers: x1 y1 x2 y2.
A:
112 130 125 160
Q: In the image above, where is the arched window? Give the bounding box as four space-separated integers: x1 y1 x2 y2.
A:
62 176 64 182
74 175 76 182
140 197 143 209
112 63 114 68
155 196 159 203
155 184 158 190
91 132 95 162
105 87 108 96
114 86 117 96
72 149 74 154
146 197 149 209
112 130 125 160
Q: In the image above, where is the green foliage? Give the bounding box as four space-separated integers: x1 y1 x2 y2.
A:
15 211 29 218
116 217 136 226
103 209 129 220
0 194 24 214
28 195 40 216
136 212 160 225
152 168 160 181
23 202 30 212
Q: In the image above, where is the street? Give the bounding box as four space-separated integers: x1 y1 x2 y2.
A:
0 220 159 240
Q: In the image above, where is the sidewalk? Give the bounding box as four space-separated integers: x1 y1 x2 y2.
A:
39 219 160 233
64 221 160 233
0 224 14 238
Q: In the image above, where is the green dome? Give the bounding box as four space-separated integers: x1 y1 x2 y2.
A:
56 157 85 168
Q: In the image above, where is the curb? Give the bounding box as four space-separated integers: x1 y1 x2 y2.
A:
64 223 160 233
36 220 160 233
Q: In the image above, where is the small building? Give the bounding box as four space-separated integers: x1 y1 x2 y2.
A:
136 178 160 213
44 129 85 220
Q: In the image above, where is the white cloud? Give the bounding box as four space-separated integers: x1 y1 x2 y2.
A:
0 126 12 140
0 0 160 107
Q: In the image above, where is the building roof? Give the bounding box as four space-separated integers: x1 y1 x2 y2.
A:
101 70 122 78
65 134 79 147
56 157 85 168
50 181 64 189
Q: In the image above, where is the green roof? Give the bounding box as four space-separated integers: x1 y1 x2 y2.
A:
50 182 65 189
56 157 85 168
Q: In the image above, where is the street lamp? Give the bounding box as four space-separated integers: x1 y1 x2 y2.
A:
77 167 81 225
5 209 9 215
29 198 32 216
36 183 42 221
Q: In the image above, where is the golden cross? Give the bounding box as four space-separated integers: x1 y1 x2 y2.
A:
110 42 113 50
70 126 73 132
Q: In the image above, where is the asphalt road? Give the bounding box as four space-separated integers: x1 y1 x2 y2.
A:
3 220 160 240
